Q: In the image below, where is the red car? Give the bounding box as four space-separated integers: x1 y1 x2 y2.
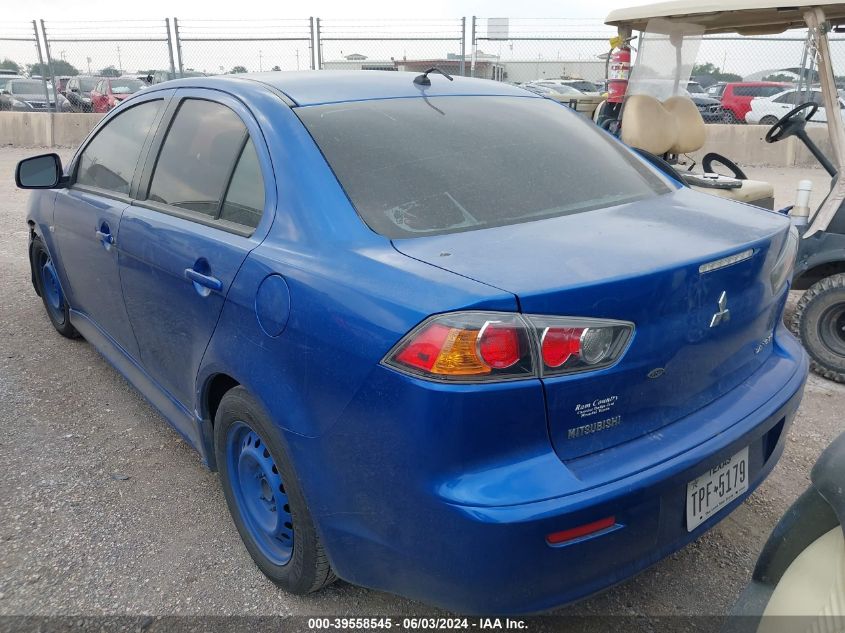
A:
720 81 791 123
90 76 146 113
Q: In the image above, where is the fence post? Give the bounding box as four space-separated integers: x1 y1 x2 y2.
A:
173 17 184 76
315 18 322 69
460 17 466 76
470 16 477 78
39 20 58 113
33 20 52 114
165 18 177 76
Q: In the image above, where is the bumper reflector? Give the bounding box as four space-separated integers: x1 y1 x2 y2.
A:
546 516 616 545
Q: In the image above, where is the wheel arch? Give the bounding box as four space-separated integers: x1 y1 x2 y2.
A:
793 257 845 290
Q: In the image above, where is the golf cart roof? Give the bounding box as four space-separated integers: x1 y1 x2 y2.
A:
606 1 845 35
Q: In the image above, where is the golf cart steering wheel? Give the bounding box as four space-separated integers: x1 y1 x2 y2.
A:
765 101 819 143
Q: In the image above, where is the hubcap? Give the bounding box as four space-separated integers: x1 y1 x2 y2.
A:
226 422 294 565
38 253 65 325
818 304 845 357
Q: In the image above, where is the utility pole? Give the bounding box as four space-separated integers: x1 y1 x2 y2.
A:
86 56 92 74
116 44 122 74
295 48 300 70
259 49 263 72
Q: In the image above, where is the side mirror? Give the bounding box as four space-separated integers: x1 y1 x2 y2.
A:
70 86 79 92
15 153 65 189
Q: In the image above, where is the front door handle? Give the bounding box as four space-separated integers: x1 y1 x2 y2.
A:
95 230 113 244
184 268 223 293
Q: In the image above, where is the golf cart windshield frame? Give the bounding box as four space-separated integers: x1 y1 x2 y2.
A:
606 2 845 237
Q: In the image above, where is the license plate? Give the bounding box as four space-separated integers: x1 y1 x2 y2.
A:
686 447 749 531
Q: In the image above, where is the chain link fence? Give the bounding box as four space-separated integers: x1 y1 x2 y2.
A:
317 19 466 75
174 19 314 75
471 18 614 83
2 15 844 121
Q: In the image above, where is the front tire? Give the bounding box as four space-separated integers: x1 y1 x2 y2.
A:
760 115 779 126
30 236 79 339
214 386 336 594
790 274 845 382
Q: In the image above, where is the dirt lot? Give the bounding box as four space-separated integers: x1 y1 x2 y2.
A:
0 146 842 622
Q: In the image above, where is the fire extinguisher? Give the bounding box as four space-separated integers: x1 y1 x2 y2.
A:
607 44 631 104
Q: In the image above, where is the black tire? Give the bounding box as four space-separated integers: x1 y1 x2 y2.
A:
214 386 336 593
760 115 779 126
30 236 79 339
722 110 739 124
790 274 845 383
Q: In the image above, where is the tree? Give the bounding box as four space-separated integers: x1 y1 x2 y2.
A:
692 62 742 84
230 65 247 74
99 65 121 77
271 65 281 72
0 58 21 73
26 59 79 77
763 73 796 82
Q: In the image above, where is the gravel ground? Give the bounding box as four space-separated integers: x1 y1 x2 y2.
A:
0 146 843 622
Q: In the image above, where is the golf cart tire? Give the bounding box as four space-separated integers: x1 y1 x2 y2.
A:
790 273 845 383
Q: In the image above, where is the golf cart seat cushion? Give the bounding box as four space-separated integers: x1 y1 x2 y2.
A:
690 178 774 204
759 527 844 625
663 96 706 154
621 94 679 155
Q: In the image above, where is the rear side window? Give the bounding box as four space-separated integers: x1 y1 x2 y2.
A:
75 100 163 195
147 99 248 217
219 138 265 229
298 96 669 238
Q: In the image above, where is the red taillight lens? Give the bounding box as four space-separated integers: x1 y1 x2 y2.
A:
546 516 616 545
541 327 583 368
384 312 634 382
477 323 521 369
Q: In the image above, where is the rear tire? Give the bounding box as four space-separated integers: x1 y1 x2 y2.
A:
30 236 79 339
214 386 336 594
760 115 779 126
790 274 845 383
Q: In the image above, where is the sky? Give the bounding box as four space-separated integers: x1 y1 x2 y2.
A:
4 0 648 22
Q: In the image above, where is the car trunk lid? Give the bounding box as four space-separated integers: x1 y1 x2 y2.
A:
393 189 792 462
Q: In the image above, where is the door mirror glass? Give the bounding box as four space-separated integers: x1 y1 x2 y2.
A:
16 153 63 189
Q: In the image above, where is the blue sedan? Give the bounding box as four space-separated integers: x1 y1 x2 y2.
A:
16 70 808 613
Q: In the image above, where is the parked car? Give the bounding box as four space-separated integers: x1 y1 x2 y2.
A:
0 73 24 93
524 81 604 116
64 76 100 113
746 87 845 125
719 81 791 123
16 71 807 614
90 76 146 112
706 82 727 98
53 75 71 96
0 78 69 111
149 69 207 84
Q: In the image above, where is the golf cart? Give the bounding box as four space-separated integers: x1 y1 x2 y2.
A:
604 1 845 382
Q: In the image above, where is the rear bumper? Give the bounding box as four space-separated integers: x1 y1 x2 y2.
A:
294 324 808 614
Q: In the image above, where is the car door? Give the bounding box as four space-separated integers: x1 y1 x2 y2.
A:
90 80 104 112
117 90 272 409
51 91 172 360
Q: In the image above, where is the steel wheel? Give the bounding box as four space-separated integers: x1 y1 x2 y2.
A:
225 421 294 566
37 251 66 326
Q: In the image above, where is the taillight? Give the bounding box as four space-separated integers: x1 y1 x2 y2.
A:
384 312 633 382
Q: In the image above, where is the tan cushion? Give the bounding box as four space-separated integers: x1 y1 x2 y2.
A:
757 527 845 633
663 96 706 154
621 94 678 155
690 179 774 204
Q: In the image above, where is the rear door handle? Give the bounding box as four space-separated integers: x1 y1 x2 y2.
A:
184 268 223 292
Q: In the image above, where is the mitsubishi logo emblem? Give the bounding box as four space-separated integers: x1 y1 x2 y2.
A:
710 291 730 328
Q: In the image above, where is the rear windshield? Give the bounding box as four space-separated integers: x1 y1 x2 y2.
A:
297 96 669 238
79 78 98 91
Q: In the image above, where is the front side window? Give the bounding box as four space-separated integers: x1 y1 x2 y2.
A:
75 100 163 195
298 96 669 238
147 99 248 217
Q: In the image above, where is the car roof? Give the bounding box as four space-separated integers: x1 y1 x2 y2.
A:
149 70 536 107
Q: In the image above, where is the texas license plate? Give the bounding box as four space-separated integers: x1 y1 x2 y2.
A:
686 447 749 531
